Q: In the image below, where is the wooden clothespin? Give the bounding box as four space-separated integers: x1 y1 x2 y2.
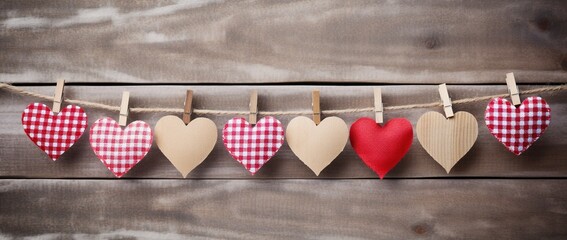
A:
118 91 130 127
374 88 383 124
52 79 65 114
312 90 321 125
505 72 521 106
249 90 258 125
438 84 454 118
182 90 193 125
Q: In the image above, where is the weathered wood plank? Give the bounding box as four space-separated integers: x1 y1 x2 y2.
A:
0 85 565 178
0 0 566 84
0 179 566 239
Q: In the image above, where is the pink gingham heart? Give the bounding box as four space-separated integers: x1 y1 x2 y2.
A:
89 117 153 178
21 103 87 161
222 116 284 175
485 96 551 155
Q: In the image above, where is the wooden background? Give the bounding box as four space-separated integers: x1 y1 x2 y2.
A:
1 0 566 239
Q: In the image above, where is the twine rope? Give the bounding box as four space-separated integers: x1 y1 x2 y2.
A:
0 83 565 116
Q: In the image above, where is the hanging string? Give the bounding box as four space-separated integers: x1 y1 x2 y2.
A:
0 83 565 116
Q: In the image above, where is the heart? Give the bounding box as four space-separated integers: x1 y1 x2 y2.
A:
21 103 87 161
350 117 413 179
416 111 478 173
154 116 218 177
89 117 153 178
222 116 284 175
286 116 349 176
485 97 551 155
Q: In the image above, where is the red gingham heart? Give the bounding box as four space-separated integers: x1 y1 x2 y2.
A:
485 96 551 155
222 116 284 175
89 117 153 178
21 103 87 161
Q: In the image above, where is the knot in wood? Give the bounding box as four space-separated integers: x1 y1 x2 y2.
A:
424 37 439 49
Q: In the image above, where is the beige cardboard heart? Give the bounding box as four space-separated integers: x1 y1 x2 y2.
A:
286 116 349 176
416 111 478 173
154 116 218 177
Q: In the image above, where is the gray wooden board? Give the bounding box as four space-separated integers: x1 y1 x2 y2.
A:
1 1 567 238
0 179 566 239
0 0 566 84
0 85 565 178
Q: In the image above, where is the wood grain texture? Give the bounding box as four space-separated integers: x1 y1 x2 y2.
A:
1 85 565 178
416 111 478 173
1 1 566 238
1 179 566 239
1 0 566 84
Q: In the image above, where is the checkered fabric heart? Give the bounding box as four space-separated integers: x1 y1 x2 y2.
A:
89 117 153 178
222 116 284 175
21 103 87 161
485 96 551 155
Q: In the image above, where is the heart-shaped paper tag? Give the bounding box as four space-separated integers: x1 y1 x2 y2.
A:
21 103 87 161
350 117 413 179
222 116 284 175
154 116 218 177
89 117 153 178
416 111 478 173
485 97 551 155
286 116 349 176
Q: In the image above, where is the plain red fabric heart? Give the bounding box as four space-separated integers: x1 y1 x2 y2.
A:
350 117 413 179
21 103 88 161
